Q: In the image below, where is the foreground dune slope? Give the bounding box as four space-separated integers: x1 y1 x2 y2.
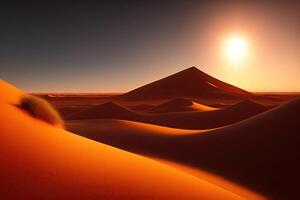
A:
68 98 300 199
0 80 24 104
0 82 245 200
66 100 267 129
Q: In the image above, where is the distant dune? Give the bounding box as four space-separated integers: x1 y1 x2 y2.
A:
119 66 250 100
58 105 88 116
68 119 200 137
66 102 142 121
129 104 155 111
0 81 249 200
66 99 268 129
68 98 300 199
149 97 217 113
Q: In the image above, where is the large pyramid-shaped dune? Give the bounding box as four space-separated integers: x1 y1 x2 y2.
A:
120 66 250 100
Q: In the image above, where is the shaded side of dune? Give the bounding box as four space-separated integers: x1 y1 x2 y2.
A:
66 100 268 130
68 98 300 199
145 100 268 129
65 102 144 121
119 67 251 101
148 98 216 113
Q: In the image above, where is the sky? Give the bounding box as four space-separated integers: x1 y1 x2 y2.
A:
1 1 300 93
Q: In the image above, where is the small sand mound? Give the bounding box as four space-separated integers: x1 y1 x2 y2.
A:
150 98 216 113
226 100 268 113
19 95 64 128
129 104 155 111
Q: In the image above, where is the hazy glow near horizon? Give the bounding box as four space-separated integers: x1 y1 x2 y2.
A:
1 1 300 93
225 36 247 66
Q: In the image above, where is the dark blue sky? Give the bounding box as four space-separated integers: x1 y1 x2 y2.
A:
1 1 300 92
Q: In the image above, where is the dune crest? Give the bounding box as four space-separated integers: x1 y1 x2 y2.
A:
0 80 24 104
226 99 268 113
149 98 217 113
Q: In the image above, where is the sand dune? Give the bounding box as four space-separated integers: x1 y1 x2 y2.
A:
119 66 250 100
68 98 300 199
225 99 268 114
129 104 155 111
0 80 24 104
149 97 217 113
67 119 200 137
66 99 267 129
145 99 268 129
66 102 142 121
67 120 265 200
57 105 90 116
0 81 249 199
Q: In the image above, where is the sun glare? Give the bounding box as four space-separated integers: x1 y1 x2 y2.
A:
225 36 247 65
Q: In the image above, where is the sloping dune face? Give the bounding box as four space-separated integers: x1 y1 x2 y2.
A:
67 119 200 138
68 98 300 199
225 100 268 114
0 81 245 200
0 80 24 104
149 98 217 113
67 119 264 200
65 102 141 120
66 99 267 129
146 99 268 129
119 66 250 100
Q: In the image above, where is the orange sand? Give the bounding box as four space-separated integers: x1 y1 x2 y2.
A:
0 80 246 199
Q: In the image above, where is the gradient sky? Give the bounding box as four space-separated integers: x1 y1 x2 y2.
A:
1 1 300 92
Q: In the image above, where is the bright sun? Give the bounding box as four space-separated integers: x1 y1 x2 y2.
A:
225 36 247 65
